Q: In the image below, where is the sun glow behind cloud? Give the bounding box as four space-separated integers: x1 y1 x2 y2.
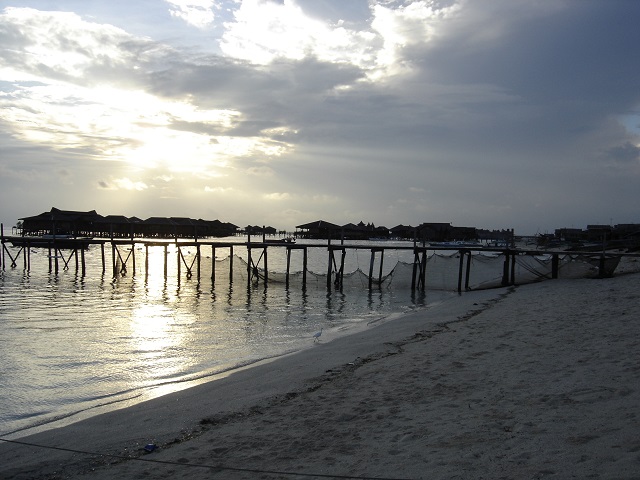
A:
0 6 299 190
1 81 250 173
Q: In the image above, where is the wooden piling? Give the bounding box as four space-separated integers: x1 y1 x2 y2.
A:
327 247 333 289
457 250 465 293
54 247 59 274
339 248 346 289
368 250 375 290
285 247 291 288
263 247 268 284
411 248 418 291
455 249 473 293
411 246 427 291
112 243 117 277
176 245 181 278
420 249 427 290
465 250 472 291
502 251 510 286
164 245 168 277
211 246 216 283
302 247 307 289
197 244 201 279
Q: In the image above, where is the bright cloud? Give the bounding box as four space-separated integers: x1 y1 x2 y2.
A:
371 1 460 74
263 192 291 201
165 0 217 28
204 185 232 193
100 177 149 191
0 7 143 82
219 0 458 79
220 0 378 69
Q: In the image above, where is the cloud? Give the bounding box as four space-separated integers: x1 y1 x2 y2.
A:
0 7 298 180
1 1 640 233
219 0 379 69
247 165 275 176
99 177 149 191
370 0 460 74
165 0 218 28
0 7 156 86
263 192 291 201
204 185 232 193
606 142 640 165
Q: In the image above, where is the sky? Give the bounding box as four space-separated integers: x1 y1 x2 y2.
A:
1 0 639 235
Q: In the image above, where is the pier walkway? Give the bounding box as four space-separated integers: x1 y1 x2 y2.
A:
1 231 635 293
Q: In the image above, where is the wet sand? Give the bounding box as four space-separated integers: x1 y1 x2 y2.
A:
1 273 639 479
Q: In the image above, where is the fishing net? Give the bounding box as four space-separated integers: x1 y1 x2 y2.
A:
197 247 633 293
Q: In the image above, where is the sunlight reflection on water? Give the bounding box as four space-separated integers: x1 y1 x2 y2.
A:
1 238 444 437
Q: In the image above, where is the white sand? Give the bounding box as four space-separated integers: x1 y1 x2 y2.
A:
1 273 639 479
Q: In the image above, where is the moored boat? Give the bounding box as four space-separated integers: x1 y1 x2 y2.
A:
263 237 295 244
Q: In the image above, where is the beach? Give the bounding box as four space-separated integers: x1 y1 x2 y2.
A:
1 272 639 479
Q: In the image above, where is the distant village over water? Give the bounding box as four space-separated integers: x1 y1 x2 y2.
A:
8 207 640 250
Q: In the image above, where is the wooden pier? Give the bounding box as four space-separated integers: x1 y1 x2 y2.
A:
1 224 634 293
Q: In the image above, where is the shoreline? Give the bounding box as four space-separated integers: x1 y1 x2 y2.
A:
2 274 639 478
1 289 453 441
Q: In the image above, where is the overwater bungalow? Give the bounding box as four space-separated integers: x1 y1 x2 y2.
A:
16 207 237 239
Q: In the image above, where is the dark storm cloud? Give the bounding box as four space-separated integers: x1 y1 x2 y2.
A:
399 1 640 152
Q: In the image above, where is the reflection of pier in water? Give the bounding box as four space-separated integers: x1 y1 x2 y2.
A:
1 227 634 293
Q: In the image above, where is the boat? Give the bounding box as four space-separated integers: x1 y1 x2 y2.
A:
485 239 510 248
263 237 295 244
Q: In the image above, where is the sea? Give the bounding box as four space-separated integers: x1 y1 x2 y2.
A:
3 235 633 439
0 237 458 439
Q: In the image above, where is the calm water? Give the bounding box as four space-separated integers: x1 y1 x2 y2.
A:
0 237 454 438
3 236 622 439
